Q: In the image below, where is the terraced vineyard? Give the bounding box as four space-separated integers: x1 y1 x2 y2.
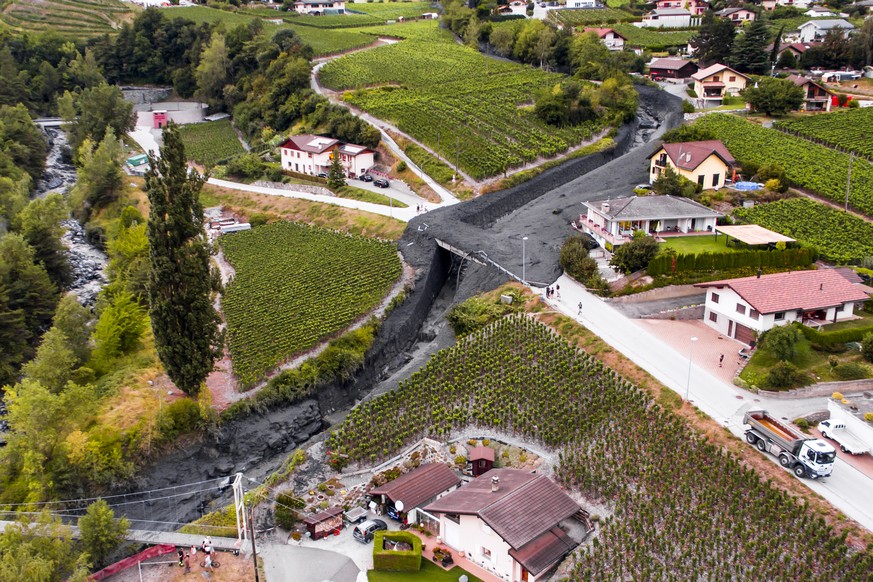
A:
220 221 401 387
612 23 694 48
0 0 131 37
178 120 245 167
550 7 637 25
327 316 872 579
695 114 873 215
734 198 873 264
774 108 873 158
246 1 434 28
320 22 606 178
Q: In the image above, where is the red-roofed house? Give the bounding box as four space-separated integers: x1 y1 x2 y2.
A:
787 74 833 111
424 469 584 582
279 134 375 178
370 463 461 524
582 27 627 50
652 0 710 15
695 269 871 344
691 63 749 104
648 58 699 80
648 140 736 188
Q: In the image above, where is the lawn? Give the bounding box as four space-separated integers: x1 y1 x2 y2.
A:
368 561 483 582
660 235 740 255
820 310 873 332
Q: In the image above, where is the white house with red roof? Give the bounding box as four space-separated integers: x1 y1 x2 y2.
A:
695 270 871 345
638 7 694 28
293 0 345 14
423 469 585 582
651 0 710 15
715 6 757 24
648 140 736 188
787 74 833 111
279 134 375 178
692 64 749 104
582 27 627 50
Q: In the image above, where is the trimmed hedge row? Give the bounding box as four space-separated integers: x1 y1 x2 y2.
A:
799 323 873 346
373 530 422 572
647 248 815 276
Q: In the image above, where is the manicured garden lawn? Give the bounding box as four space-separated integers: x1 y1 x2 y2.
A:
368 561 483 582
820 310 873 332
660 235 740 255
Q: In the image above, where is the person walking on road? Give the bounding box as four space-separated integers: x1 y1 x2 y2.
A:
719 354 724 367
184 553 191 574
577 301 583 316
556 284 561 300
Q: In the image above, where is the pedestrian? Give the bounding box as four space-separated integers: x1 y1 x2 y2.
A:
578 301 583 316
178 548 184 567
201 537 208 553
719 354 724 367
556 284 561 300
184 553 191 574
190 545 197 558
203 553 213 570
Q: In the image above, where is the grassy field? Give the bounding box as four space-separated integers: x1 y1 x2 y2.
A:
320 21 607 179
660 235 740 255
0 0 131 37
336 185 408 208
368 561 483 582
178 120 245 167
220 221 402 386
612 23 695 48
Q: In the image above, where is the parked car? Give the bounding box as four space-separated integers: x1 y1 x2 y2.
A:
360 173 374 182
386 506 405 522
316 172 329 178
352 519 387 543
374 178 390 188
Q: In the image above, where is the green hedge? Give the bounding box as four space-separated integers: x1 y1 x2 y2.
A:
647 248 815 276
799 323 873 346
373 531 422 572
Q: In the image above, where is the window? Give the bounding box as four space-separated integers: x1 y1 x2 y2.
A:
729 76 737 82
481 547 492 560
713 75 720 82
736 304 746 315
709 312 718 323
711 292 720 304
774 312 785 321
750 309 759 320
712 173 720 187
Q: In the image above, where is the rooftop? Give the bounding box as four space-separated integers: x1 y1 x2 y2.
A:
582 27 627 39
692 63 749 82
585 195 723 221
800 19 854 30
650 7 691 15
649 58 697 71
470 446 495 462
280 134 339 154
695 269 872 314
654 140 736 171
508 527 577 576
714 224 795 246
369 463 461 509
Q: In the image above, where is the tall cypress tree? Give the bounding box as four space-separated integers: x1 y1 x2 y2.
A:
146 123 221 396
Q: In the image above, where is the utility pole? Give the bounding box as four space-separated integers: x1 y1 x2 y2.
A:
845 152 854 211
249 500 260 582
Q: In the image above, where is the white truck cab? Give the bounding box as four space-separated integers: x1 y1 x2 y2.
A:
798 439 836 477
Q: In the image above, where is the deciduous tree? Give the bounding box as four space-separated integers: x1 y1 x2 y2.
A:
742 77 804 116
78 500 129 567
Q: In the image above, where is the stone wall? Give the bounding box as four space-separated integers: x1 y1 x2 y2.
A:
759 378 873 400
121 86 172 105
641 305 705 320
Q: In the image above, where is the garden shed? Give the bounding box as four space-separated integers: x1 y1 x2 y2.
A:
303 506 343 540
469 446 495 477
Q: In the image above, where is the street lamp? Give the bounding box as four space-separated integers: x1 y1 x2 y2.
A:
522 236 528 283
685 336 698 401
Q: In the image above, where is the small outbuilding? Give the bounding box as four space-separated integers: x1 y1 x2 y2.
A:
303 506 344 540
469 446 495 477
648 58 699 80
369 463 461 524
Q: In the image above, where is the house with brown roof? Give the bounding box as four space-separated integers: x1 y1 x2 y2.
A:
369 463 461 524
691 63 750 104
787 74 833 111
424 469 584 582
652 0 710 16
648 140 736 188
582 27 627 50
648 57 699 79
715 6 757 25
279 134 375 178
695 269 872 344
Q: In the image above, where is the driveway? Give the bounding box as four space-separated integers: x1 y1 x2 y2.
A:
657 80 694 104
259 545 360 582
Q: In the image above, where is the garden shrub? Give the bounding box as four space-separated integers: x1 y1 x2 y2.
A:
766 361 809 389
761 324 802 362
832 362 869 381
800 324 873 347
156 398 202 442
274 492 305 530
647 248 814 277
862 332 873 363
794 418 810 431
373 531 422 572
560 236 599 282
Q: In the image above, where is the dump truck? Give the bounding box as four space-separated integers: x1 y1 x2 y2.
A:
743 410 836 479
818 419 870 456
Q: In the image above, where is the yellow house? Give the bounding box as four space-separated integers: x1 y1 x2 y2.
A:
691 63 749 104
648 140 736 189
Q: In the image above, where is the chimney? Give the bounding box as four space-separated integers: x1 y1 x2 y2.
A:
601 202 610 213
491 476 500 493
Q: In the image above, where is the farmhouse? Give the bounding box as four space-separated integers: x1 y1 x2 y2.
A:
293 0 345 14
770 42 812 63
369 463 461 525
787 74 833 111
638 7 694 28
648 140 736 188
651 0 709 15
696 269 871 345
279 134 375 178
578 195 723 248
424 469 584 582
582 27 627 50
648 58 699 79
797 19 855 43
715 7 756 24
691 63 749 104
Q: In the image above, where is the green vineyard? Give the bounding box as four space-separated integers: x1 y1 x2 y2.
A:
327 316 872 580
612 23 695 48
694 114 873 215
319 22 605 179
0 0 131 37
178 120 245 167
550 7 638 25
734 198 873 264
220 221 401 387
774 107 873 159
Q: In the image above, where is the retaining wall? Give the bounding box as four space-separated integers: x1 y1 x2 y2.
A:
759 378 873 400
641 305 704 320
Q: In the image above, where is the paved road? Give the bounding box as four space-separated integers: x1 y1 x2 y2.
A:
129 128 162 156
548 273 873 532
259 545 360 582
610 293 706 318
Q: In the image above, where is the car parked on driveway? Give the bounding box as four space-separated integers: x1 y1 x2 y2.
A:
316 172 329 178
360 173 374 182
374 178 390 188
352 519 387 543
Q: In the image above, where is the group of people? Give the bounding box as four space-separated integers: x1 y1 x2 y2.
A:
545 285 561 300
176 536 215 574
415 204 429 214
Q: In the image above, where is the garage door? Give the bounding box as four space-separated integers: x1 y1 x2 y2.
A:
734 323 755 346
443 519 461 550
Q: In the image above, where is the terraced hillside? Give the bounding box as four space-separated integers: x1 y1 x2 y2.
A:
0 0 132 37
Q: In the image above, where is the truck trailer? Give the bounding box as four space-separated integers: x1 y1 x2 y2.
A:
743 410 836 478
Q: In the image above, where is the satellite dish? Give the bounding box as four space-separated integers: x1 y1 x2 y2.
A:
395 500 405 512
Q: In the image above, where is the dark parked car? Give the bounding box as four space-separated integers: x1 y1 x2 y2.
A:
352 519 387 543
374 178 390 188
316 172 329 178
360 173 374 182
